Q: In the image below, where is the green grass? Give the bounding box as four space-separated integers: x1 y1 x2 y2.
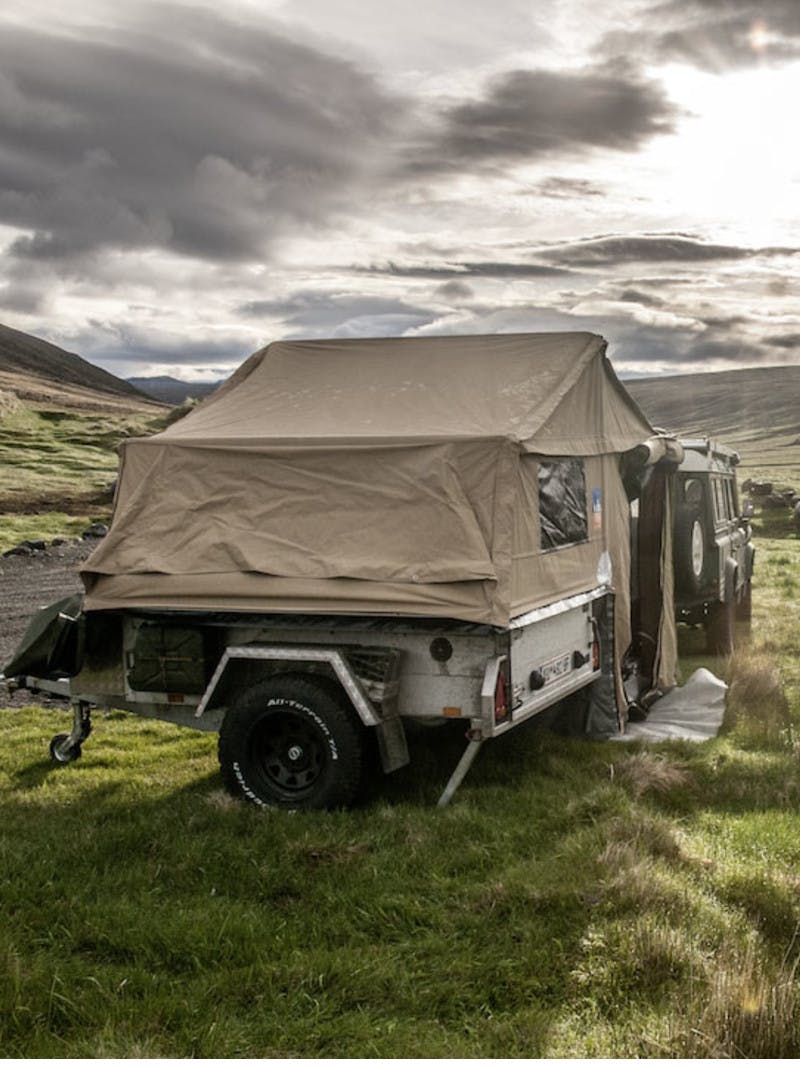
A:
3 520 800 1057
0 405 166 510
2 432 800 1056
0 399 171 550
0 513 105 553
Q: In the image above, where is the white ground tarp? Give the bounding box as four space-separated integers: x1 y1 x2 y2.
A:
612 668 727 742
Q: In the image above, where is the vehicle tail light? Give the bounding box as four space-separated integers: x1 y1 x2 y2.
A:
591 634 600 671
494 669 509 723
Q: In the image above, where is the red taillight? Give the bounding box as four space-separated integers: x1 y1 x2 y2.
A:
494 669 508 722
592 636 600 671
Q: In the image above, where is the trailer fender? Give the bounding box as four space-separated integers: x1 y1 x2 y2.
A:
195 645 409 774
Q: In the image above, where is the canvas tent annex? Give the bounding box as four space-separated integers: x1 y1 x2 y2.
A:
80 331 678 726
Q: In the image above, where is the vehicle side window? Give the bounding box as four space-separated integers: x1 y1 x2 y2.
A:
723 478 736 519
712 477 728 522
539 458 588 551
684 478 703 508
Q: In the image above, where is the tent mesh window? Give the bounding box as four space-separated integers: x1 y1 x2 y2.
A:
539 459 588 551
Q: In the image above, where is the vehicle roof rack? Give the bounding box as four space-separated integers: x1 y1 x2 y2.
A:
678 436 740 465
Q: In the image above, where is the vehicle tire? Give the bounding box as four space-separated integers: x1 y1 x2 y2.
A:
675 507 708 595
218 675 365 811
49 733 82 764
736 578 752 623
706 597 735 656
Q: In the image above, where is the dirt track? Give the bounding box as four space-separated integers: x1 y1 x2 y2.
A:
0 539 94 707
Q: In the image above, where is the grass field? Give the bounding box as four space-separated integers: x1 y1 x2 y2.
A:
2 391 800 1057
2 454 800 1056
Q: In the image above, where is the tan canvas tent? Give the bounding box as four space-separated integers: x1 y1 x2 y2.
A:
81 332 677 708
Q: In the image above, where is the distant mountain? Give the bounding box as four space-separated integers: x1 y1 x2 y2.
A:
128 375 223 405
0 322 160 412
625 364 800 446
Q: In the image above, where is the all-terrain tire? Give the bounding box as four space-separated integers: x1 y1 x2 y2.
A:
706 597 735 656
675 507 708 596
218 675 365 811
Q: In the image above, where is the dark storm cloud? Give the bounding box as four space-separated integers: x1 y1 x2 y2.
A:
697 313 749 328
680 337 771 364
765 333 800 348
604 0 800 72
529 177 606 200
434 280 475 300
541 234 795 267
404 63 677 175
0 6 402 268
362 260 570 279
238 291 436 337
72 322 247 368
618 288 667 307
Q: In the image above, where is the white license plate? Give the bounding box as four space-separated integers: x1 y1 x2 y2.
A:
541 652 571 683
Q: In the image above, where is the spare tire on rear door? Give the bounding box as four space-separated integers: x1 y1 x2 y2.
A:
218 674 365 810
675 506 709 596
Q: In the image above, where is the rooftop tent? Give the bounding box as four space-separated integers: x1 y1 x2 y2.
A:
80 334 669 689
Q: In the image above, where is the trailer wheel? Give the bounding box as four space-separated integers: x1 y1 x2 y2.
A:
49 733 82 764
218 675 365 811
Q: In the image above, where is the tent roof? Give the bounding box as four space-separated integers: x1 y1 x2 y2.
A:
161 331 653 453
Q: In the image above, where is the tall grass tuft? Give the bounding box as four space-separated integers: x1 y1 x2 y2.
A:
611 751 690 799
674 937 800 1057
726 649 790 745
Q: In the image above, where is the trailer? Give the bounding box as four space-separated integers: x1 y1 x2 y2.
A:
3 332 683 808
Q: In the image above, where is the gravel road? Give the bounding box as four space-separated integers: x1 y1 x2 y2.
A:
0 539 94 708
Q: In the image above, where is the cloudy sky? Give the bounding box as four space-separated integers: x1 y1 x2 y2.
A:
1 0 799 381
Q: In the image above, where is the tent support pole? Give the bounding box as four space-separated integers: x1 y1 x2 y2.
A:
437 735 484 808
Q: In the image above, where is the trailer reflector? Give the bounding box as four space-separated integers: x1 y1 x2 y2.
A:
494 670 509 723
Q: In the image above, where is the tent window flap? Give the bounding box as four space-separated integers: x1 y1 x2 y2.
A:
539 459 588 551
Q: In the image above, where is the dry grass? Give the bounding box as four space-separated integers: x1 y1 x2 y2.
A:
726 649 791 742
675 938 800 1057
0 389 21 417
595 812 688 915
611 751 691 799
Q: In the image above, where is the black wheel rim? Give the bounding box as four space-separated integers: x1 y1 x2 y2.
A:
248 710 327 800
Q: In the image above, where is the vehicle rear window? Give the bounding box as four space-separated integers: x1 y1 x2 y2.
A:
539 459 588 551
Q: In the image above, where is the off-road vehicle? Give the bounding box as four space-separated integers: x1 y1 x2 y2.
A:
673 437 754 654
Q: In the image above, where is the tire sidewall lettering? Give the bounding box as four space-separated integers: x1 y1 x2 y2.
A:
220 677 363 810
261 699 339 759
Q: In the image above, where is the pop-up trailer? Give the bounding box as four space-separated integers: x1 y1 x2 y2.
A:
4 332 684 808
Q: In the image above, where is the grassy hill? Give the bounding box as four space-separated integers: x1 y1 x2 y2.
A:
626 365 800 479
0 322 159 414
0 324 168 525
